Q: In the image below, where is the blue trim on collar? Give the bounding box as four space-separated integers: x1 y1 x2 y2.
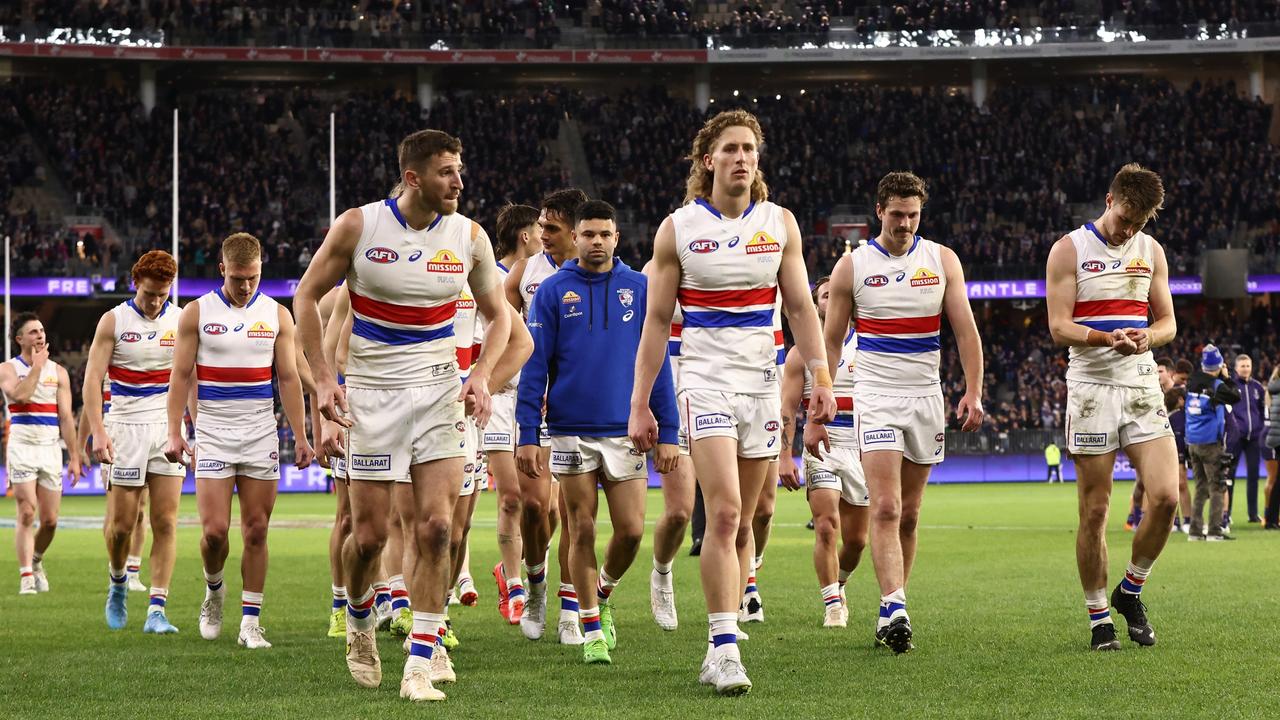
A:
1085 223 1108 246
694 197 756 220
15 355 29 368
385 198 408 229
544 252 560 269
214 287 232 308
216 287 259 309
496 261 509 273
126 298 145 318
427 213 443 231
869 235 920 258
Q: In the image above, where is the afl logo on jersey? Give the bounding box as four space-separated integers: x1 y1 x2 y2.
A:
427 250 465 274
365 247 399 264
864 275 889 287
909 268 941 287
1125 257 1152 275
202 323 228 336
525 282 540 296
764 420 779 432
690 239 719 254
744 231 781 255
1080 260 1106 273
120 332 142 343
247 321 275 340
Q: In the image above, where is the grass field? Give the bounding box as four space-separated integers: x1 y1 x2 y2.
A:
0 482 1276 719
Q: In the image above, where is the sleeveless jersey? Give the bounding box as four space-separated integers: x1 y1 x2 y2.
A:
102 375 111 415
454 284 478 382
850 236 945 397
107 299 178 422
1066 224 1160 390
804 328 858 444
5 356 61 444
772 296 785 368
194 289 279 427
519 252 561 319
673 198 787 396
346 198 494 390
668 301 684 386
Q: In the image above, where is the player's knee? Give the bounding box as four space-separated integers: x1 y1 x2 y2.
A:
753 504 774 525
570 516 596 548
202 524 230 552
16 504 35 527
708 506 740 538
521 498 546 525
241 518 270 549
498 491 522 516
1146 492 1178 518
871 502 901 527
614 523 644 553
37 515 57 533
1080 502 1109 530
733 523 753 551
662 505 691 530
149 513 177 538
415 516 451 556
813 514 839 545
898 511 919 537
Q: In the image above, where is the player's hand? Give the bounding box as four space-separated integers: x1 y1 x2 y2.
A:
957 392 985 432
30 343 49 370
808 385 837 424
778 454 802 491
320 419 346 460
1109 328 1139 356
164 433 194 466
628 404 659 453
1123 328 1151 354
316 376 352 427
459 374 492 427
92 431 115 465
516 444 543 479
67 455 84 488
804 421 831 461
654 443 679 474
294 440 316 470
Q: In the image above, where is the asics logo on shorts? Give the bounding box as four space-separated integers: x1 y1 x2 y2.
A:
112 467 142 481
197 459 227 472
551 451 582 465
694 413 732 431
350 454 392 472
862 429 896 445
1073 433 1108 448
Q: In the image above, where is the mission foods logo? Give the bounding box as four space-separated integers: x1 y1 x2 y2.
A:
456 291 475 311
159 330 176 347
365 247 399 264
427 250 465 273
1125 257 1152 275
246 321 275 339
744 231 781 255
910 268 941 287
562 291 582 304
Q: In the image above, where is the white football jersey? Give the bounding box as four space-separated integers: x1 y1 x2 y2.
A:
672 198 787 396
4 356 62 444
850 236 945 397
518 252 560 318
345 198 498 390
1066 224 1160 390
107 299 178 422
804 328 858 445
194 289 279 427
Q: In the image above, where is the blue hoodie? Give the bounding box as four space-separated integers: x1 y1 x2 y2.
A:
517 258 678 448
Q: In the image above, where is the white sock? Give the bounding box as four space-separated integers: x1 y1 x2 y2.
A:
708 612 740 660
653 558 673 588
821 583 842 609
241 591 263 629
203 569 225 595
126 555 142 573
406 611 445 673
1085 588 1111 628
878 587 907 629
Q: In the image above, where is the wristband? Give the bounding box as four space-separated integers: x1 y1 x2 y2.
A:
811 365 833 390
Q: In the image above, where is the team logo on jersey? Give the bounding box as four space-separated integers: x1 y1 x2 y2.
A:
744 231 781 255
120 332 142 343
427 250 465 273
617 288 634 307
1125 257 1152 275
247 321 275 339
456 292 475 310
159 330 176 347
864 275 889 287
690 239 719 254
408 250 423 262
1080 260 1106 273
562 291 582 304
455 421 467 433
909 268 941 287
202 323 228 335
365 247 399 264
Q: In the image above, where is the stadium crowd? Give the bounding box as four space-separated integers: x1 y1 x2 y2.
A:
3 0 1278 46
